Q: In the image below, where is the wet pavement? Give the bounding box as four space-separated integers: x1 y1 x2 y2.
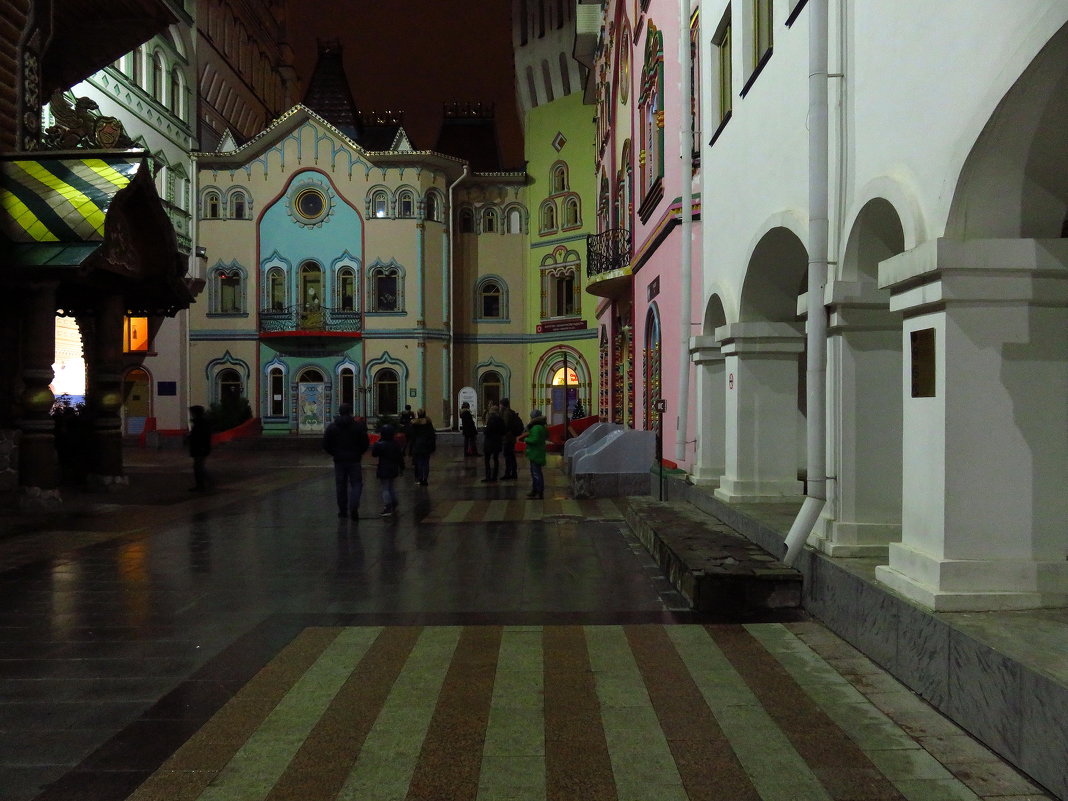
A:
0 440 1055 801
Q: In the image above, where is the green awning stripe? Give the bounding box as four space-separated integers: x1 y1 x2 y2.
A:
0 169 81 241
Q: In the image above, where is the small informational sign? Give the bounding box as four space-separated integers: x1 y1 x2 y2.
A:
457 386 478 420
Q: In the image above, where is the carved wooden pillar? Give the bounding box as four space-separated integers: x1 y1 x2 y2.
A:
17 282 60 508
85 295 128 490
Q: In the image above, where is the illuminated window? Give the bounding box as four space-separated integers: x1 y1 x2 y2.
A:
371 190 388 218
123 317 151 352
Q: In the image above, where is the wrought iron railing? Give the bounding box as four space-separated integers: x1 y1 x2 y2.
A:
586 228 632 277
259 305 362 333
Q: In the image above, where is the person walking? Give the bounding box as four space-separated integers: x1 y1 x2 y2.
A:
371 423 405 516
518 409 548 499
409 409 436 486
398 404 414 456
499 398 523 480
460 401 479 456
186 405 212 491
323 403 370 519
481 403 505 482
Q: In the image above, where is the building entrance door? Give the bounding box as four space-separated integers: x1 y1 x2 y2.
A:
297 369 326 434
122 368 151 435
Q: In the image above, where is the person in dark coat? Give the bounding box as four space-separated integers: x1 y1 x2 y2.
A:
409 409 436 486
481 403 505 482
371 424 405 516
323 403 370 519
499 397 523 480
186 405 212 491
460 401 478 456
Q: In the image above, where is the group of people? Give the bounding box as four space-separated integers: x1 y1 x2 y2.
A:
320 399 549 519
460 399 547 499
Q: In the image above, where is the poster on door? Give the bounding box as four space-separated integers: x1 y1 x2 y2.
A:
298 382 326 434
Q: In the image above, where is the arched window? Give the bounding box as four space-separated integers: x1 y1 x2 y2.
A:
476 278 505 320
131 47 143 87
397 190 414 218
459 207 475 233
479 370 503 413
299 262 323 328
170 68 182 117
540 201 557 233
540 250 581 319
425 192 439 222
337 266 356 310
213 268 243 314
481 207 498 233
268 366 286 417
369 264 403 312
563 196 581 228
552 163 568 193
204 191 221 219
644 306 662 430
230 190 248 220
507 206 523 234
338 366 355 411
371 190 388 218
374 368 399 416
216 368 243 404
152 53 164 103
639 26 665 200
266 267 286 310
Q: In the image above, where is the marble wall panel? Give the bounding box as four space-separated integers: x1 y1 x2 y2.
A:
1019 669 1068 800
893 602 950 708
945 632 1022 763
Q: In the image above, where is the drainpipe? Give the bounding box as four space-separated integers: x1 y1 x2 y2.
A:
674 0 694 463
784 0 829 566
446 165 468 429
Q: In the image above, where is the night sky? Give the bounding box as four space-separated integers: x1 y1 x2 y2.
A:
288 0 524 167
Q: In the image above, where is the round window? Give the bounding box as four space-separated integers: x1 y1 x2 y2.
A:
295 188 326 220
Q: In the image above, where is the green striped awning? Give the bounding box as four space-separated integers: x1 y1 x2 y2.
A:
0 156 142 244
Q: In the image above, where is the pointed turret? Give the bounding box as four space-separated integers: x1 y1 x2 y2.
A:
435 101 503 171
302 39 363 141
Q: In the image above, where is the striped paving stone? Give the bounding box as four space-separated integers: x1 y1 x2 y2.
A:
123 624 990 801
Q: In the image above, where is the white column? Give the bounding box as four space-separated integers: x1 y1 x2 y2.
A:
811 290 903 556
689 335 725 486
714 322 805 502
876 238 1068 611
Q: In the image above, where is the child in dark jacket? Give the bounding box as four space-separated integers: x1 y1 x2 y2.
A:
371 424 405 516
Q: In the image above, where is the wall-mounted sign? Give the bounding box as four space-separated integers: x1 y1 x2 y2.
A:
537 319 587 334
648 276 660 301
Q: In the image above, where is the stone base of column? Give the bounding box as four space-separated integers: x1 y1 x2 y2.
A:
876 542 1068 611
688 465 722 488
19 485 62 510
86 473 130 492
810 519 901 558
714 476 802 504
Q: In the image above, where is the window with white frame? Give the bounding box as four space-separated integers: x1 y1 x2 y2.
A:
752 0 773 72
230 189 248 220
371 190 388 218
639 25 665 200
540 201 557 234
369 264 403 312
481 207 498 233
152 52 164 103
506 206 524 234
266 267 286 310
552 163 568 193
204 191 221 219
337 267 356 310
268 367 285 416
212 266 243 314
475 277 506 320
563 196 581 228
713 8 733 132
398 190 414 218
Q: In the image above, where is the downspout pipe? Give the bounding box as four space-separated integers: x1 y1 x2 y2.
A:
446 165 468 429
784 0 829 566
674 0 694 463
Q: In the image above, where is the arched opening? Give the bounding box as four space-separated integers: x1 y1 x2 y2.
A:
644 305 662 431
216 367 243 405
478 370 503 415
374 368 399 417
299 262 323 328
297 367 326 434
122 367 151 436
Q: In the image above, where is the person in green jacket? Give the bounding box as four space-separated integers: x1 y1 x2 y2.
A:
517 409 547 499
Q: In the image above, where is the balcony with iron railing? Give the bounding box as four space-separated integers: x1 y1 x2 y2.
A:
259 304 363 339
586 228 633 298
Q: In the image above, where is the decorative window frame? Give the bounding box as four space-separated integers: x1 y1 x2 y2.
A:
226 186 251 220
539 247 582 319
332 251 361 311
474 274 508 322
261 251 292 310
458 205 476 233
475 357 513 407
638 23 665 208
335 357 360 415
367 259 406 314
365 352 409 418
480 206 500 234
207 259 248 316
287 175 335 228
396 187 416 218
201 186 223 219
263 357 288 419
151 49 166 104
205 351 250 405
562 194 582 230
503 203 527 234
424 189 445 222
539 200 558 235
551 161 569 193
368 186 390 219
